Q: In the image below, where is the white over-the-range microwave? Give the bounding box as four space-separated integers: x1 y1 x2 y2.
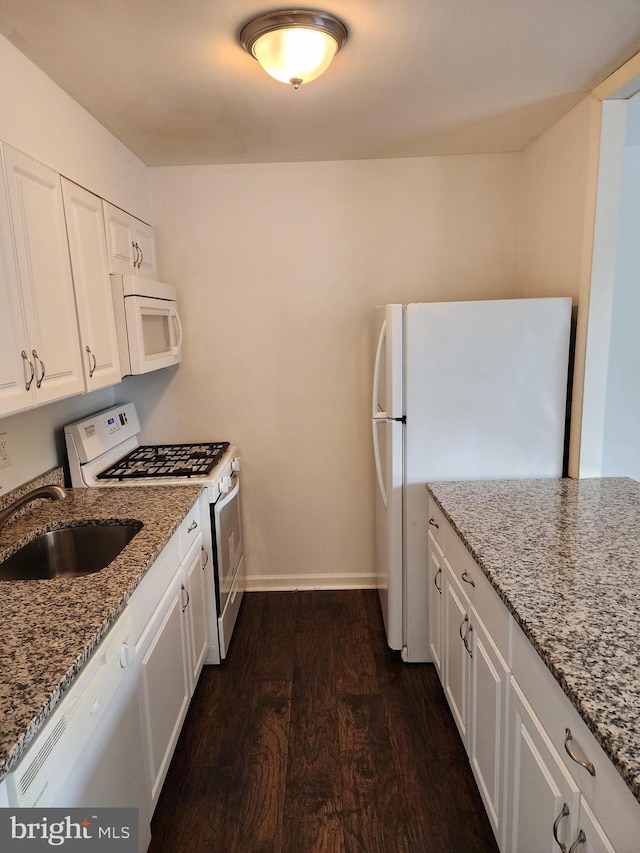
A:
111 275 182 376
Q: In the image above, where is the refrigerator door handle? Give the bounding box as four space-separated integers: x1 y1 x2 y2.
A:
372 318 388 506
372 416 387 507
372 318 386 418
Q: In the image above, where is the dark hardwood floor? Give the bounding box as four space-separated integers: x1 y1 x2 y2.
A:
148 590 499 853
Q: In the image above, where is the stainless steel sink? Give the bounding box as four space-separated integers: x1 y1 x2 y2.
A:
0 522 143 581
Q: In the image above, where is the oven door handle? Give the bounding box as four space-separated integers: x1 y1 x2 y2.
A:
215 473 240 514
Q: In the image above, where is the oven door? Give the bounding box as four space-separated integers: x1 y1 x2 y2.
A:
211 471 244 658
124 295 182 374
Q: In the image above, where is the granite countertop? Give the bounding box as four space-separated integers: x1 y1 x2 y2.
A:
427 477 640 804
0 471 202 782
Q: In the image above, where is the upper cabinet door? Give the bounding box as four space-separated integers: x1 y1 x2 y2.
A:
62 179 122 391
3 145 84 406
103 201 158 279
0 145 34 417
132 218 157 279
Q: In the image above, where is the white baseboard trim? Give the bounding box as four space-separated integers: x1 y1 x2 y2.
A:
244 573 378 592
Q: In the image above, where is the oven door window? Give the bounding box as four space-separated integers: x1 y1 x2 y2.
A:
212 473 242 615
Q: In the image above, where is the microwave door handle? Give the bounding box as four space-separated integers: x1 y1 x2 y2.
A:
170 307 183 356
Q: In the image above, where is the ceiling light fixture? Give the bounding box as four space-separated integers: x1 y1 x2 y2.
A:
240 9 348 89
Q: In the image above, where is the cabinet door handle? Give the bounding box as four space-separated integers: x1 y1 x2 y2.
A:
201 547 209 569
21 350 35 391
564 729 596 776
181 583 190 612
32 349 45 388
131 240 140 268
434 566 442 594
461 571 476 588
568 830 586 853
463 622 473 658
552 803 570 852
85 345 97 378
187 520 198 532
428 517 439 529
459 614 468 642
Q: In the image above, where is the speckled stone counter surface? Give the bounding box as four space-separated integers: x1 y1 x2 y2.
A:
427 477 640 804
0 470 202 782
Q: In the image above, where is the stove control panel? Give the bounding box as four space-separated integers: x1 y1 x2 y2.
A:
64 403 141 464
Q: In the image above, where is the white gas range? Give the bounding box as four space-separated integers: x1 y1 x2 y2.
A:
64 402 244 660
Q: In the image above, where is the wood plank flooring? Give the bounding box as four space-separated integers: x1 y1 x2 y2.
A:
148 590 499 853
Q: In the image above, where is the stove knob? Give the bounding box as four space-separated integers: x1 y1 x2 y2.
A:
232 457 241 472
219 475 233 494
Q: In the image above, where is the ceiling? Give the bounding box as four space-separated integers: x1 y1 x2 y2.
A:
1 0 639 166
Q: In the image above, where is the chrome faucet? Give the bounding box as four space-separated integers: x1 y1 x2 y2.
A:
0 485 67 533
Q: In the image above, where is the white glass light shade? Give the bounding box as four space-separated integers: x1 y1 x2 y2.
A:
240 10 348 89
253 27 338 86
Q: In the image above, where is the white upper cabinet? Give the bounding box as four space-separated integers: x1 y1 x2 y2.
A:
62 179 122 391
1 144 84 411
103 201 158 279
0 149 32 417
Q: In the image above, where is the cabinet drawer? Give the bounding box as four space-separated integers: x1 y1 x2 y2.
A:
179 501 202 557
511 621 640 852
443 517 510 659
130 530 180 641
427 496 445 549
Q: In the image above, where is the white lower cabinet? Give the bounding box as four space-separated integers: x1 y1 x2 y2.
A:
469 610 509 848
577 798 617 853
182 535 208 695
136 562 191 812
427 527 444 677
428 495 633 853
443 559 470 745
507 677 581 853
135 527 208 815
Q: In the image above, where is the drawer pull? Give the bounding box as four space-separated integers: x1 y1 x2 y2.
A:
32 349 46 388
568 830 586 853
463 622 473 658
181 583 190 612
86 345 98 378
564 729 595 776
21 350 35 391
459 614 468 642
428 517 439 529
434 566 442 594
553 802 570 852
187 520 198 533
461 571 476 588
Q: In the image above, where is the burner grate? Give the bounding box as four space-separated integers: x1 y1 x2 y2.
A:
97 442 230 481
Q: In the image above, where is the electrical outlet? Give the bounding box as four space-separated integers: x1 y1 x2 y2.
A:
0 433 11 468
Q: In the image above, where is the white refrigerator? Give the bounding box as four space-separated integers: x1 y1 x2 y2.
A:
372 298 572 662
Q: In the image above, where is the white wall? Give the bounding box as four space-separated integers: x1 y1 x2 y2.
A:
0 389 116 494
0 32 150 495
518 97 601 303
0 35 150 222
600 94 640 478
132 155 521 588
517 96 603 477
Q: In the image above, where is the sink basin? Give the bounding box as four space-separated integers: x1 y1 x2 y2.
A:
0 522 142 581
